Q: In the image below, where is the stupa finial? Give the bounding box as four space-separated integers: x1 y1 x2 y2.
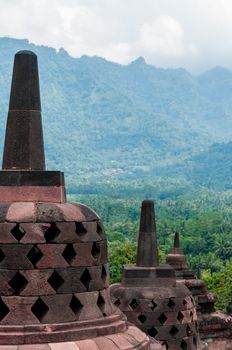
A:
174 231 180 248
136 199 159 267
2 50 45 170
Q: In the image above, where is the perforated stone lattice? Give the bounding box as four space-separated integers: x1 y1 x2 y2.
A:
0 220 110 325
112 294 198 349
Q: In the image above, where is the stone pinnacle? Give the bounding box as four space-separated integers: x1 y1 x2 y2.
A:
174 231 180 248
2 50 45 170
136 199 159 267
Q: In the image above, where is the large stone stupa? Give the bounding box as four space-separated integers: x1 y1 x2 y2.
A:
0 51 151 349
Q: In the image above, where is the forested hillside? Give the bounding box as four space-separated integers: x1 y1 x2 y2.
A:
1 38 232 189
158 141 232 190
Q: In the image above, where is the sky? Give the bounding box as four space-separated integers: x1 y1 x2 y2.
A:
0 0 232 73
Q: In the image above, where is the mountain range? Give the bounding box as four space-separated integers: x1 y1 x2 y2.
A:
0 37 232 190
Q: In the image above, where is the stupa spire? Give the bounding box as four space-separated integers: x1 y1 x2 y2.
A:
174 231 180 248
2 50 45 170
136 199 159 267
0 50 65 203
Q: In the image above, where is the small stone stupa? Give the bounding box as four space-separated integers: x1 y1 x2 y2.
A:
166 232 217 314
166 232 232 343
110 200 199 349
0 51 150 349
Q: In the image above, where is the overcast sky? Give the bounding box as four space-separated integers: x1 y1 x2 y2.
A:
0 0 232 73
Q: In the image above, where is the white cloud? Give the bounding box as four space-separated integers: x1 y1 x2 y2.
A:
139 16 186 56
96 43 132 64
0 0 231 72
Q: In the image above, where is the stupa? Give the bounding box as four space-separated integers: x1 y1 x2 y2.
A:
166 232 217 315
0 51 151 349
166 232 232 345
110 200 199 349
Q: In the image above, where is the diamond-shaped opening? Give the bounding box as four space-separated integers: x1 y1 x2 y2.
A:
193 337 197 347
62 244 76 264
183 298 188 306
114 299 121 307
186 325 191 336
27 246 43 267
8 272 28 295
97 222 104 237
97 293 106 316
147 327 158 338
151 300 157 311
91 242 100 259
75 222 87 236
48 270 64 291
169 325 179 337
138 314 147 324
177 311 184 323
80 268 91 290
180 339 187 350
190 310 193 321
44 223 61 242
0 249 5 263
31 298 49 322
70 295 83 317
158 313 167 325
0 298 9 321
10 224 26 242
101 265 107 284
167 298 175 310
129 298 138 310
